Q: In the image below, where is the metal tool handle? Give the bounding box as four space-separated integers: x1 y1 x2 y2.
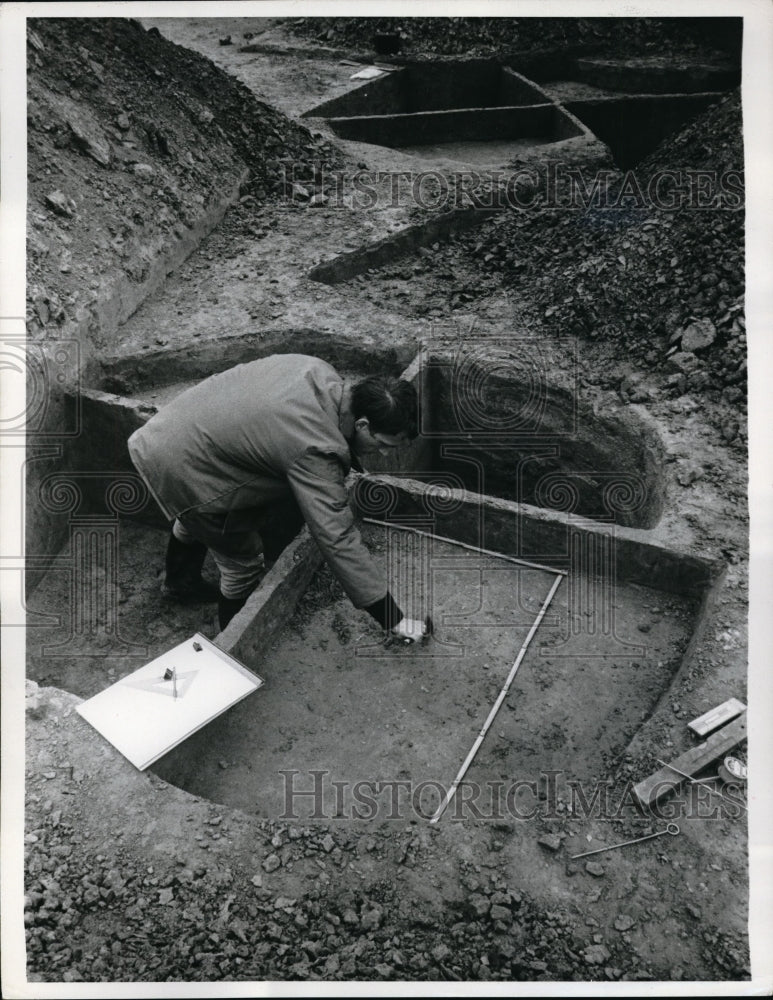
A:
572 823 680 859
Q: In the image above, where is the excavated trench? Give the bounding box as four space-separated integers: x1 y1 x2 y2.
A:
24 46 736 833
27 333 721 830
302 60 599 177
302 57 732 172
19 20 752 985
151 521 699 821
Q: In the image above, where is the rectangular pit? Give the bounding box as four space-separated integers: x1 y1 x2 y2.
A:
26 514 708 825
29 339 724 826
185 494 718 822
303 61 592 166
563 92 727 169
301 61 552 119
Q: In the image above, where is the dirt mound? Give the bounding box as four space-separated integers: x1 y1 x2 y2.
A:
26 17 340 342
288 16 740 58
458 92 744 420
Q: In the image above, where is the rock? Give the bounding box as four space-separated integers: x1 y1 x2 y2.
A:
722 386 743 404
292 182 310 201
321 833 335 853
585 862 605 877
250 873 263 887
158 887 173 905
309 193 328 207
584 943 611 965
45 190 75 217
28 28 45 51
665 351 700 374
65 105 112 167
686 370 710 391
468 894 490 917
614 915 635 931
677 461 705 487
722 423 739 443
342 908 358 925
537 833 562 852
432 943 452 962
686 902 702 919
133 163 155 180
360 906 382 931
489 904 512 923
116 113 131 130
262 853 281 873
680 317 716 352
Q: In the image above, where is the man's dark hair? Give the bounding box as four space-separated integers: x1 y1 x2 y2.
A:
351 376 418 439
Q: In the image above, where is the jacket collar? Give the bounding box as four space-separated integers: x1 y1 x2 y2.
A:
338 382 355 441
338 383 364 472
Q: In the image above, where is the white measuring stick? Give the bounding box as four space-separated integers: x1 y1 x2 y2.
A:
429 572 565 824
361 517 567 577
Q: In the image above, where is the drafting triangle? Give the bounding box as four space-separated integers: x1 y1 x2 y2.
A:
121 669 198 699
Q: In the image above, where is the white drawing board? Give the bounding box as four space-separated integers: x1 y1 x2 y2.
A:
76 633 263 770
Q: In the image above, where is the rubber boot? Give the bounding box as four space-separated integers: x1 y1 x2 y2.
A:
162 532 219 604
218 592 248 631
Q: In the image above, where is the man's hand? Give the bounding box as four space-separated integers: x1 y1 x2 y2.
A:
390 617 429 643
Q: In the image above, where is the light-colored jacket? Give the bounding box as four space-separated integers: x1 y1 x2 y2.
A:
128 354 385 608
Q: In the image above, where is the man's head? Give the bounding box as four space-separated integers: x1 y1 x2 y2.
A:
350 376 418 458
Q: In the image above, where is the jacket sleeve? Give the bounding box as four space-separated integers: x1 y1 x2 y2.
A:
285 449 389 609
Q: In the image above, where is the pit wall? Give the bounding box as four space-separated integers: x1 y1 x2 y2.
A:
301 60 550 120
308 206 504 285
565 92 726 170
496 45 741 92
324 103 580 149
56 339 667 542
25 172 248 592
55 333 422 529
422 352 667 529
572 57 740 94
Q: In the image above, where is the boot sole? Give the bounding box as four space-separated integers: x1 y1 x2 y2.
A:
160 584 219 605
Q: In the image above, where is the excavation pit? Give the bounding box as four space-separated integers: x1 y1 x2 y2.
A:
55 340 668 572
28 339 723 828
302 60 593 166
416 351 667 528
560 92 728 170
26 515 705 827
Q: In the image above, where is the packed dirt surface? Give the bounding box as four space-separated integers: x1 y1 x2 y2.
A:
20 14 754 990
153 524 698 815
